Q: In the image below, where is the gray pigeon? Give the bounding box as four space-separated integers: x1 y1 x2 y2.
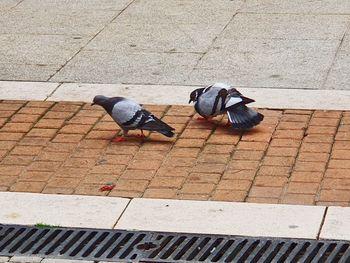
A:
189 83 264 129
92 95 174 140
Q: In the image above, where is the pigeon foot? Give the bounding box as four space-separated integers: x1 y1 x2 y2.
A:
136 130 146 138
224 121 231 127
112 136 126 143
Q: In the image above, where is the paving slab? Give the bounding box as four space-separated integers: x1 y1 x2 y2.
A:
85 21 222 53
0 9 118 36
116 198 325 239
17 0 132 11
0 34 89 65
320 207 350 241
325 34 350 90
0 192 129 228
221 13 349 40
0 81 58 100
0 64 59 82
240 0 350 14
117 0 244 25
195 38 339 89
50 50 201 84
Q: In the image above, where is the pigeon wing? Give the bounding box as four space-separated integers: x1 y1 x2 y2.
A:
137 110 175 131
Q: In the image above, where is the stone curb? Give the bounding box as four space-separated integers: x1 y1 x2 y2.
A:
0 192 349 241
1 81 350 110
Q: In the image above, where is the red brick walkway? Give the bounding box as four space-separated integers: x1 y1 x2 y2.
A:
0 100 349 206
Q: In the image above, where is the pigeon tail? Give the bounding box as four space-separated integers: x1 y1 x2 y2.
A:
227 105 264 129
138 114 175 137
158 130 175 137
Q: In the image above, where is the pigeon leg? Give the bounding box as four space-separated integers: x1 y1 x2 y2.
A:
111 130 128 143
136 130 146 138
224 120 231 127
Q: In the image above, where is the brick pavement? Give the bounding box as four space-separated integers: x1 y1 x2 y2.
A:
0 100 349 206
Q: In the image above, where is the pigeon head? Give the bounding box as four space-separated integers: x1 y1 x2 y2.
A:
189 88 205 103
92 95 125 114
92 95 109 106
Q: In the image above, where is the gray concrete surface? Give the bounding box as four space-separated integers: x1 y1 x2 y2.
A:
0 0 349 89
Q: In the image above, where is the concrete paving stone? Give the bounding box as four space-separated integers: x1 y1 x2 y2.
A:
325 35 350 90
0 34 90 65
17 0 132 11
0 81 59 100
117 0 244 25
85 21 222 53
240 0 350 14
51 50 201 84
0 9 118 36
194 38 339 89
9 256 42 263
320 206 350 241
0 64 59 82
116 198 326 239
0 192 129 228
222 13 349 40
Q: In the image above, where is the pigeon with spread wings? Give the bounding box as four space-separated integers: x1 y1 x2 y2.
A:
189 83 264 129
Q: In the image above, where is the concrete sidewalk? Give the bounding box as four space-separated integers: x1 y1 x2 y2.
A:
0 0 350 90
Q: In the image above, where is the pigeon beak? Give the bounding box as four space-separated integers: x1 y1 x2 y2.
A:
91 102 95 106
188 99 193 104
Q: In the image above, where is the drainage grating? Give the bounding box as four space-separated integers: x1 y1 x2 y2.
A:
1 224 350 263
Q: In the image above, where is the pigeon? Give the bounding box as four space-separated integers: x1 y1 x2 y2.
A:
92 95 175 141
189 83 264 129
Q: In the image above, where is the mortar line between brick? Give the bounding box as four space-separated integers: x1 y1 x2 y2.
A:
278 110 314 204
49 103 111 195
210 127 244 200
138 105 179 198
104 114 148 198
0 101 30 175
317 206 329 240
244 113 283 202
71 110 113 195
46 0 136 82
105 105 172 198
175 114 219 199
315 111 345 204
5 101 58 190
22 102 85 193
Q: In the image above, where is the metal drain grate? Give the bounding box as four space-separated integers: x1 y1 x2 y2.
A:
1 224 350 262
